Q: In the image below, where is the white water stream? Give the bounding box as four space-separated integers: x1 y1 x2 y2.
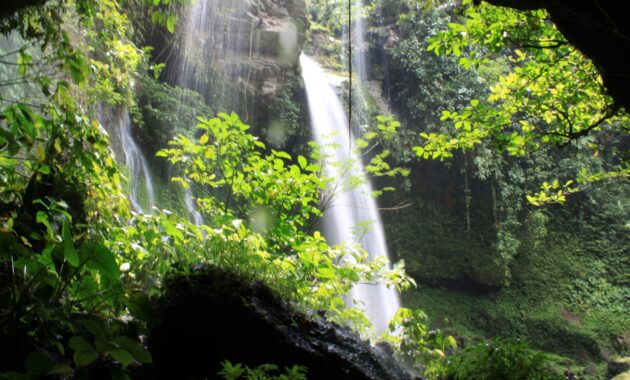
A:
300 55 400 333
105 107 156 214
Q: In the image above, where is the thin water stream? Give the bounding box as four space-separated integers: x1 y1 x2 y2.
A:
116 108 156 214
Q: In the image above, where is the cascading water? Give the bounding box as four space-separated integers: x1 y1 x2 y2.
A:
169 0 252 113
117 109 156 214
99 106 156 214
300 54 400 334
168 0 252 224
184 187 204 226
352 0 369 134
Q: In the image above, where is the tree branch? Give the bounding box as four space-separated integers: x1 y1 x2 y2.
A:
515 40 568 49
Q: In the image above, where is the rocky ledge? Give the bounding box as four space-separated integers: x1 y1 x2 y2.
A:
146 267 412 380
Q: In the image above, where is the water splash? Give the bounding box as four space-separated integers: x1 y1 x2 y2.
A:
300 54 400 334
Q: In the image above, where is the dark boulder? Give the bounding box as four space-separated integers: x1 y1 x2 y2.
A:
147 267 413 380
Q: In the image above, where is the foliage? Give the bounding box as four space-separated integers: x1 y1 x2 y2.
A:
0 0 174 376
379 1 486 165
140 0 190 34
1 2 413 369
0 191 147 377
417 0 629 203
385 308 457 378
266 83 303 149
135 74 212 155
218 361 307 380
309 0 349 36
157 112 323 253
443 338 564 380
155 113 414 333
83 0 145 106
0 0 418 378
303 21 343 69
355 115 410 197
398 203 629 375
376 1 628 321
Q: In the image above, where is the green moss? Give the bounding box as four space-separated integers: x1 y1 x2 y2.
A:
133 75 212 158
151 175 188 217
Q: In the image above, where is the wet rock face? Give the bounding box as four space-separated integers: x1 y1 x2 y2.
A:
147 268 412 380
166 0 308 108
148 0 308 143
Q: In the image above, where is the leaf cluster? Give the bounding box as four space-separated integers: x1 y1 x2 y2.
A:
418 0 630 204
443 338 563 380
385 308 457 377
218 360 307 380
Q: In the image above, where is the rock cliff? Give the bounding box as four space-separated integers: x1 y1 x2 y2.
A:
159 0 309 130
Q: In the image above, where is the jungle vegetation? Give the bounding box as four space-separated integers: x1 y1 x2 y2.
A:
0 0 628 379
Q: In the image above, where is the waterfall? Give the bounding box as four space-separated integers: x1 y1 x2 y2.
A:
168 0 251 225
184 187 204 226
170 0 251 113
300 54 400 334
353 0 368 124
346 0 370 137
100 107 156 214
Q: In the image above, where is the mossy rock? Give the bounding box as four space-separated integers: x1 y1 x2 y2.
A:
609 358 630 379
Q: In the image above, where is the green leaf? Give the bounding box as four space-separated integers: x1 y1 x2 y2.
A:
297 155 307 169
69 336 93 351
114 336 152 364
127 291 152 322
445 335 458 348
69 336 98 367
82 243 120 278
162 219 184 240
38 165 51 174
46 364 72 375
109 349 134 367
151 10 161 25
83 319 107 342
74 350 99 367
273 150 292 160
64 53 88 84
17 51 31 77
62 219 79 267
110 367 131 380
166 14 177 33
25 352 55 378
0 372 27 380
